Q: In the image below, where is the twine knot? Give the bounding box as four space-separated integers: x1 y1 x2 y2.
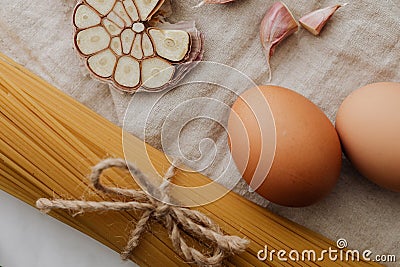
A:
154 203 170 218
36 158 249 266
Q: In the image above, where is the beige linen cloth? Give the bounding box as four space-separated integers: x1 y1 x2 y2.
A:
1 0 399 263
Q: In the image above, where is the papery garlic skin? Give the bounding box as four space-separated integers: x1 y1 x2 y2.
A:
195 0 236 8
260 2 299 81
73 0 203 93
299 4 344 36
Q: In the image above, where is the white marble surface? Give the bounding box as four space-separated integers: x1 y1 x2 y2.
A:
0 190 137 267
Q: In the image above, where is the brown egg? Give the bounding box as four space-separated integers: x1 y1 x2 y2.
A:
228 85 342 207
336 82 400 192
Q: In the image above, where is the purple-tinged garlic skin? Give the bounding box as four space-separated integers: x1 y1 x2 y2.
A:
260 1 299 81
260 2 299 56
299 4 344 36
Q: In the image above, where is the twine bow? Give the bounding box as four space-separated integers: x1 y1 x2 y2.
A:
36 158 249 266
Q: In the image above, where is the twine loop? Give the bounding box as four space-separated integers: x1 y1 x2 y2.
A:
36 158 249 266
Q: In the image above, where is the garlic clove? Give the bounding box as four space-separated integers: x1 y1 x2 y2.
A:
134 0 165 21
87 49 117 78
141 57 174 89
121 29 135 54
114 56 141 88
131 34 144 59
86 0 116 16
76 26 111 55
113 2 133 26
107 11 125 28
74 4 101 29
142 33 155 57
260 1 299 81
110 37 123 55
260 2 299 57
123 0 140 22
299 4 344 36
102 18 123 36
149 29 190 62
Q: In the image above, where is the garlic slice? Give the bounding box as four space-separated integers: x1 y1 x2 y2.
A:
87 49 117 78
74 5 101 29
114 56 140 87
299 4 345 36
86 0 116 16
141 57 174 89
76 26 111 55
73 0 203 93
149 29 190 62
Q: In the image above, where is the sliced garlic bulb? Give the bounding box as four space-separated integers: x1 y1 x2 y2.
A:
73 0 201 93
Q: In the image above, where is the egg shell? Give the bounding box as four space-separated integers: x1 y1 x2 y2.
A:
336 82 400 192
228 85 342 207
